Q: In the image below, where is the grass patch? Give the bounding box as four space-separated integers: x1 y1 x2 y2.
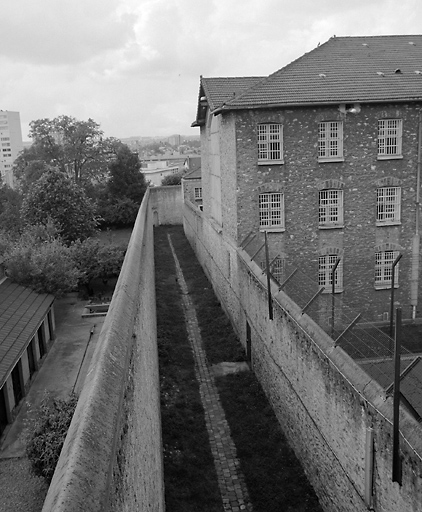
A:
155 225 322 511
154 226 222 512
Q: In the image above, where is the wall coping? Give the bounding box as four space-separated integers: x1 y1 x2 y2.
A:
42 189 157 512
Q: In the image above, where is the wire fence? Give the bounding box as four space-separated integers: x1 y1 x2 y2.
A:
241 230 422 411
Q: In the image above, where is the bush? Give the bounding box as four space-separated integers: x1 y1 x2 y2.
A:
26 392 78 482
4 224 81 296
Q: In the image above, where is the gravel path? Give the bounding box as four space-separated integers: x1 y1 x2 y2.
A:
0 456 49 511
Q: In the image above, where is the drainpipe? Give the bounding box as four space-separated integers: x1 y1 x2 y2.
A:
410 112 422 319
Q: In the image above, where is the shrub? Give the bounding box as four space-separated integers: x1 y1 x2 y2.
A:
26 392 78 482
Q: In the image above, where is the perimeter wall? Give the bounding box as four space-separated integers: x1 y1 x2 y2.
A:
183 200 422 512
42 188 165 512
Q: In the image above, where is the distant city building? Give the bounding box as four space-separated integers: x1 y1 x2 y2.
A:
0 110 23 188
0 110 23 189
168 134 181 147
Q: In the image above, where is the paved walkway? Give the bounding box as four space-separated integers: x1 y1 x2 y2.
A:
168 234 253 512
0 295 104 458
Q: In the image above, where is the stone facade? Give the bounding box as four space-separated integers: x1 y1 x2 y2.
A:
198 102 422 321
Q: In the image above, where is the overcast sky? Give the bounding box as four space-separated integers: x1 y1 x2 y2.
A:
2 0 421 141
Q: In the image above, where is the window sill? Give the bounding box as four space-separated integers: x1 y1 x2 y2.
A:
377 155 403 161
375 221 401 227
258 160 284 166
319 224 344 230
318 157 344 163
320 287 344 294
259 227 285 233
374 284 399 290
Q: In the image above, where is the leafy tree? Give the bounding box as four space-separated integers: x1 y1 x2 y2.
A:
13 155 53 193
26 391 78 482
161 173 182 186
71 238 125 295
97 146 147 227
21 168 98 243
3 224 81 296
0 184 22 234
22 116 121 185
107 145 147 203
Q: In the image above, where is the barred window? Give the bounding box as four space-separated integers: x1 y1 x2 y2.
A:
258 124 283 162
319 189 344 227
318 254 343 292
378 119 403 157
261 256 285 282
194 187 202 199
259 192 284 229
376 187 401 224
318 121 343 160
375 250 399 288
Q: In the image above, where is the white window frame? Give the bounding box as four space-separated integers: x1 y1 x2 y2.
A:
318 255 343 293
375 250 399 289
318 121 344 162
194 187 202 200
259 192 284 231
376 187 401 225
377 119 403 159
258 124 283 164
319 189 344 228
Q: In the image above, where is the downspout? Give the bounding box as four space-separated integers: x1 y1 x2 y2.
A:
410 112 422 319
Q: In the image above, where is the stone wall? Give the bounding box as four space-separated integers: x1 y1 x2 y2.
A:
184 203 422 512
230 104 422 320
149 184 183 225
42 189 165 512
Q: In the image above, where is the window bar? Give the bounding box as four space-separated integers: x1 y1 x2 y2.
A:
331 257 341 337
302 288 325 315
279 268 298 290
251 242 265 261
334 313 362 346
390 253 403 339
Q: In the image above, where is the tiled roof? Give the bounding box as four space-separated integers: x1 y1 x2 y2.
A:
192 76 265 126
0 279 54 388
202 76 266 111
217 35 422 111
183 167 201 180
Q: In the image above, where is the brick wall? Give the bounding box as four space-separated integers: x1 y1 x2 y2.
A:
232 104 422 320
184 204 422 512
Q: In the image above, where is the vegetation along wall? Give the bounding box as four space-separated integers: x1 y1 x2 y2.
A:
42 188 165 512
183 202 422 512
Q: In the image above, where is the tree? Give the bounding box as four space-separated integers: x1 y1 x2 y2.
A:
21 168 98 243
71 238 125 295
161 173 182 186
0 184 22 234
3 224 81 296
23 116 121 185
97 145 147 227
107 145 147 203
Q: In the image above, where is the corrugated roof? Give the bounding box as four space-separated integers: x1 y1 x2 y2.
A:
0 279 54 388
217 35 422 111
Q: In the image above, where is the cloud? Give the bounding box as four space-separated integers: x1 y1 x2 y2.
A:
0 0 135 65
1 0 421 140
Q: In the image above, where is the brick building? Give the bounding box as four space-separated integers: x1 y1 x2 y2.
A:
192 35 422 321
